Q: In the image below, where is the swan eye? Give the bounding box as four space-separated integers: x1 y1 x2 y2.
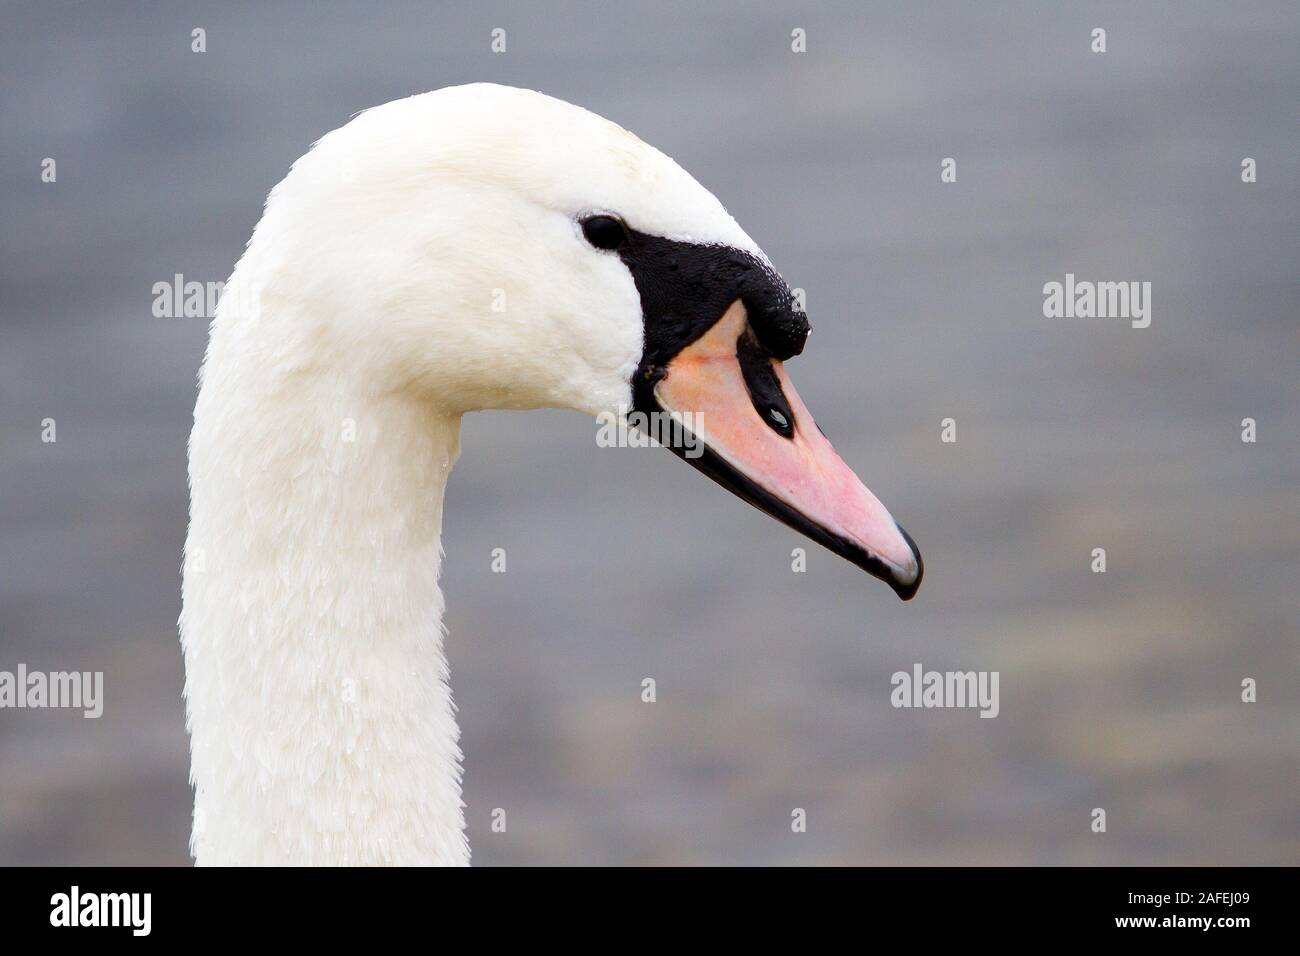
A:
581 215 628 251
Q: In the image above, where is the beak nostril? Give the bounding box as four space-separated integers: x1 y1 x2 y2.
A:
736 328 796 439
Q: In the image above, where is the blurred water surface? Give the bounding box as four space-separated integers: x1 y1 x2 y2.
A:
0 1 1296 864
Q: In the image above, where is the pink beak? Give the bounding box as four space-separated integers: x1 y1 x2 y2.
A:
652 300 922 599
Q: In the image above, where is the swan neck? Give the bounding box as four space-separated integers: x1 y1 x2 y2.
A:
181 364 469 865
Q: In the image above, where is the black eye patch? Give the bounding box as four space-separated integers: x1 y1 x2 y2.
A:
609 226 810 416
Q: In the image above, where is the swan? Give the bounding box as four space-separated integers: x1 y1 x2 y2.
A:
180 83 922 865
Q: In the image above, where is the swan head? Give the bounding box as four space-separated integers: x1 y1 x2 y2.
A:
238 83 921 598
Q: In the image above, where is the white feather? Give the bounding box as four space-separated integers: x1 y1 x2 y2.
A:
181 84 764 864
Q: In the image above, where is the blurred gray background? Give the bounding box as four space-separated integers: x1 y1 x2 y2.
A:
1 1 1296 865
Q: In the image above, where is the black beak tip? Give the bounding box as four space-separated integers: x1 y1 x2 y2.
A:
889 524 923 601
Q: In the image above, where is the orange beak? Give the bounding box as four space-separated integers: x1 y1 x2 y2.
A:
652 301 922 599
